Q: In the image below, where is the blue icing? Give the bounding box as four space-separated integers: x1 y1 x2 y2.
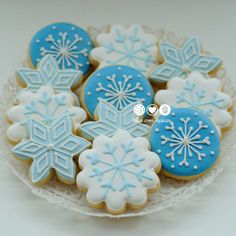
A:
149 108 220 177
82 65 154 117
79 100 149 139
17 55 82 92
12 115 90 184
88 141 152 198
150 37 222 83
29 22 94 74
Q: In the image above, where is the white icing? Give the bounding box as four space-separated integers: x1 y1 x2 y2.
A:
7 86 86 142
77 129 161 213
90 24 158 76
155 72 232 132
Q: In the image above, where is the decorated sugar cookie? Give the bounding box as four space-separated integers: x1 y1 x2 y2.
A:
29 22 94 73
90 24 158 76
155 72 232 133
12 115 90 185
7 86 87 142
78 100 149 140
77 129 161 214
81 65 154 117
150 37 222 83
149 108 220 180
17 55 83 93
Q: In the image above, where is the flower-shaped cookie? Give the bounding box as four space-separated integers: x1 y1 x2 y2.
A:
155 72 232 133
150 37 222 83
78 100 149 140
17 55 82 93
7 86 86 142
12 115 90 185
90 24 158 76
77 129 161 214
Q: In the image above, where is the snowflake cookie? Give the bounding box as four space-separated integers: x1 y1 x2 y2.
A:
17 55 83 94
90 24 158 76
7 86 87 142
81 65 154 117
149 108 220 180
155 72 232 133
77 129 161 214
78 100 149 140
12 115 90 185
149 37 222 83
29 22 94 73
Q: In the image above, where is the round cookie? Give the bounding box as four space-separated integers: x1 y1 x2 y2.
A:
81 65 154 118
90 24 158 76
29 22 94 74
149 108 220 180
77 129 161 214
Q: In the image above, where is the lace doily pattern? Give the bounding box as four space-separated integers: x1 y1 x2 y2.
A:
0 28 236 218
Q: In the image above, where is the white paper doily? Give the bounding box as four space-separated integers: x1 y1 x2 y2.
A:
0 27 236 218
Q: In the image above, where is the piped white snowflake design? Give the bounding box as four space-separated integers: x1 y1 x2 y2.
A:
155 72 232 131
40 32 88 70
96 74 145 110
91 25 158 75
77 130 160 213
161 118 210 167
7 86 86 142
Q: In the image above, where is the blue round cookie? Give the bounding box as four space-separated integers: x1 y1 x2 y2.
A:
149 108 220 179
29 22 94 74
82 65 154 117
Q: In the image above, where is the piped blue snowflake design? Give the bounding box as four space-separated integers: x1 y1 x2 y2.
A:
12 115 90 184
77 130 160 211
91 25 158 75
29 22 94 73
149 108 220 178
17 55 82 92
79 100 149 139
150 37 222 83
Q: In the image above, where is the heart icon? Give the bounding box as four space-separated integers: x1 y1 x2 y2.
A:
147 104 158 116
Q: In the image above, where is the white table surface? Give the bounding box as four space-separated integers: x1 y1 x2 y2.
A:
0 0 235 235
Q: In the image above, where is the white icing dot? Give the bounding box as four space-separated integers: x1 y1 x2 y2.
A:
138 74 142 78
155 128 159 132
171 165 175 169
194 112 198 116
87 42 91 45
193 165 198 170
86 61 90 65
210 130 215 135
147 92 151 96
36 39 40 43
87 91 91 96
97 73 100 77
52 25 56 29
36 58 40 62
118 67 122 71
210 151 215 155
71 27 75 30
171 112 175 117
157 149 161 154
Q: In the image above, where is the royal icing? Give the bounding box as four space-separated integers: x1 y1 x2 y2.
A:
82 65 154 117
29 22 94 73
90 24 158 76
17 55 82 93
149 37 222 83
77 129 160 213
155 72 232 133
7 86 87 142
12 115 90 184
78 100 149 139
149 108 220 178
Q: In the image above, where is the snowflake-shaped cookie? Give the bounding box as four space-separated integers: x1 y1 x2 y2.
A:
77 129 161 214
155 72 232 133
12 115 90 185
149 37 222 83
29 22 94 73
17 55 82 93
78 100 149 139
7 86 86 142
90 24 158 76
82 65 154 117
149 108 220 179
